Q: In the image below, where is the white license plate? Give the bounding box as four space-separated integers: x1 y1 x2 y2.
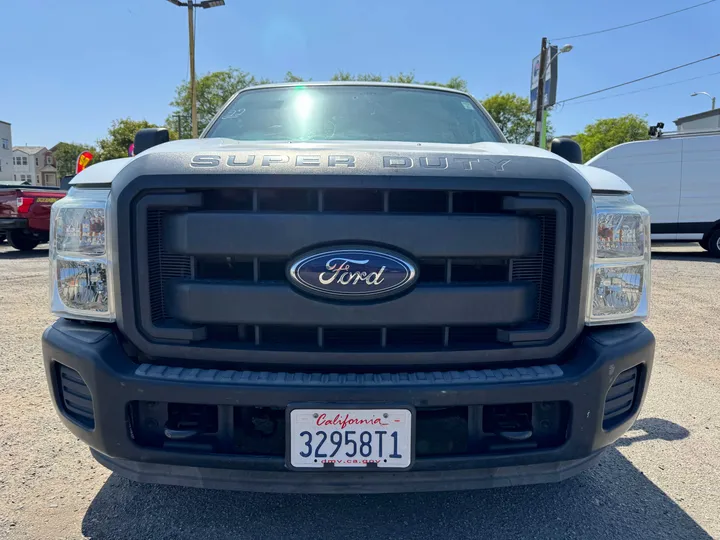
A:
289 408 412 469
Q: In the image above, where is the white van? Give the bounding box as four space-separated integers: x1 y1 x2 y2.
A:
587 129 720 256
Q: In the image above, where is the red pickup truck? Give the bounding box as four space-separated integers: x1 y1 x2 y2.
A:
0 184 66 251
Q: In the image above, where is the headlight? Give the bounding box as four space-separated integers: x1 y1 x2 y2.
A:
586 194 650 325
50 188 114 321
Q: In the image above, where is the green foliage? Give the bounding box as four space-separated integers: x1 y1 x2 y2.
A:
574 114 650 161
284 71 305 82
166 68 269 138
355 73 383 82
330 70 465 88
480 92 547 145
95 118 177 162
387 71 417 84
330 70 382 82
425 76 468 92
52 142 96 177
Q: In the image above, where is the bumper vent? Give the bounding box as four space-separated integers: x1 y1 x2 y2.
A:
57 364 95 429
603 365 639 429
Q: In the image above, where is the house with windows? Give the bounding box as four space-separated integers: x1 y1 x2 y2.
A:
0 121 12 183
12 146 58 186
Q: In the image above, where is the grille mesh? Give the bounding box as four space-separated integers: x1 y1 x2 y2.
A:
147 209 192 322
511 214 556 324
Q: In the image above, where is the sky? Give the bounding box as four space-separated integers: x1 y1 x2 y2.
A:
2 0 719 147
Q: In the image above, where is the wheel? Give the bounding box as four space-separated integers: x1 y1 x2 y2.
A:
708 229 720 258
7 230 40 251
699 238 709 251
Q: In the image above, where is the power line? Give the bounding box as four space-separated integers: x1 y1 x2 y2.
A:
562 70 720 106
556 53 720 104
551 0 716 40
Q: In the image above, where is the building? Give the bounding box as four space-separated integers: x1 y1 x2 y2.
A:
0 121 11 183
12 146 59 186
674 109 720 132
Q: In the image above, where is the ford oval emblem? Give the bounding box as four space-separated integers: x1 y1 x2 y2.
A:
288 248 417 300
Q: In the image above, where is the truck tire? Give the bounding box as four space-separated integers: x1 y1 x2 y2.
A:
7 230 40 252
708 229 720 258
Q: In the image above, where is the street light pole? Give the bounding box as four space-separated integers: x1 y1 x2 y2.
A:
691 91 716 110
166 0 225 138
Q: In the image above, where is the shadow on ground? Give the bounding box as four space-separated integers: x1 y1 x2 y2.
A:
82 418 709 540
652 247 718 263
0 247 48 260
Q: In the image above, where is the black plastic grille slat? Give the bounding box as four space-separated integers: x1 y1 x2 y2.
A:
145 188 558 353
603 366 639 428
199 188 509 215
58 365 95 428
148 209 192 322
200 325 502 350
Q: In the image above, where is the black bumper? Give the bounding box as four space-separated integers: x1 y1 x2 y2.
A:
42 320 654 494
0 218 28 230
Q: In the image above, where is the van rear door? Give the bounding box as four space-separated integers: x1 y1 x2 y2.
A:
678 134 720 239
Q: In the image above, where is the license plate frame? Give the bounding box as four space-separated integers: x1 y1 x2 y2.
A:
285 403 416 471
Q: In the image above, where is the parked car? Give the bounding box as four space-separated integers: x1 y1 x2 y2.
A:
0 182 66 250
42 82 654 493
587 128 720 256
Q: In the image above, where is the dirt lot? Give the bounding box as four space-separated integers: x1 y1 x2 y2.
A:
0 243 718 540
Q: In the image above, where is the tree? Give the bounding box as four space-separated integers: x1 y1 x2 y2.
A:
331 70 381 82
574 114 650 161
52 142 96 177
387 71 417 84
424 76 468 92
329 70 466 89
480 92 547 145
166 68 271 138
284 71 305 82
95 118 177 162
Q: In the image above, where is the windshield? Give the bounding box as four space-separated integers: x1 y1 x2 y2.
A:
204 85 503 144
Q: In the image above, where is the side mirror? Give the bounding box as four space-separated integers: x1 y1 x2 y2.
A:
549 137 583 164
134 128 170 155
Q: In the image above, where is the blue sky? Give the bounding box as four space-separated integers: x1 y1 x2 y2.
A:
2 0 718 146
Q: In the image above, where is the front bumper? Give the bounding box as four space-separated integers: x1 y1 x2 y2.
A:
42 320 654 494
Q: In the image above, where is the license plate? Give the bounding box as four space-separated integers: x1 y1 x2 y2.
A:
35 197 59 203
289 408 412 469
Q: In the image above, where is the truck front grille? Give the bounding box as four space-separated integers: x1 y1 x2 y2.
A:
130 182 573 369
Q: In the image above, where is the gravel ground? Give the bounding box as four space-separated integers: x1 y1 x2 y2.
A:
0 243 718 539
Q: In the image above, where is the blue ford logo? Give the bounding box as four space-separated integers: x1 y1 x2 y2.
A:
288 248 417 300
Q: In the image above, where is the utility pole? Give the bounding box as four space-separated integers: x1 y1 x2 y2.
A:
173 113 190 139
188 1 197 138
166 0 225 138
533 37 548 148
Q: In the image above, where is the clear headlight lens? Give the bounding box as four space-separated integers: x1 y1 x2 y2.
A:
50 188 114 321
56 260 110 312
586 195 650 325
54 207 106 256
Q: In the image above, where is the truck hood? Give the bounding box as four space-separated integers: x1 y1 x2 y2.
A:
71 139 631 193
